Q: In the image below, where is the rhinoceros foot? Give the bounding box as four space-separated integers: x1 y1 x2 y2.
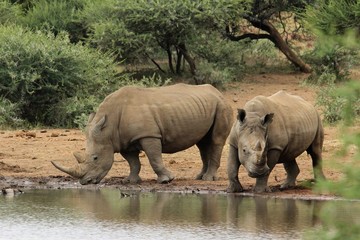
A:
122 175 142 184
280 181 296 190
253 185 272 193
227 182 243 193
157 174 174 184
202 174 217 181
195 172 217 181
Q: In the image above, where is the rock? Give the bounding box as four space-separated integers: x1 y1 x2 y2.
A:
26 132 36 138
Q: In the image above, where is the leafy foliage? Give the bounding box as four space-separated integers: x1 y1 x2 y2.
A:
20 0 88 43
115 0 250 75
82 0 148 62
0 25 120 127
305 80 360 240
303 0 360 83
304 0 360 35
0 0 22 24
0 98 24 128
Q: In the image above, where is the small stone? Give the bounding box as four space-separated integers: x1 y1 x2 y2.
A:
25 132 36 138
51 133 59 137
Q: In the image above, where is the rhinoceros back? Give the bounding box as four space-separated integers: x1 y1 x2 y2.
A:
97 84 232 153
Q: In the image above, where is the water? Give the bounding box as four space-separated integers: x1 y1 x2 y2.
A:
1 189 360 240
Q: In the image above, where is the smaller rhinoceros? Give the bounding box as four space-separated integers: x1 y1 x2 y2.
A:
227 90 325 193
52 83 233 185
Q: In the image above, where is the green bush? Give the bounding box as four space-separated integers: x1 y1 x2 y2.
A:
20 0 87 43
304 45 357 84
316 82 347 124
0 98 24 128
305 80 360 239
0 0 22 25
0 25 120 127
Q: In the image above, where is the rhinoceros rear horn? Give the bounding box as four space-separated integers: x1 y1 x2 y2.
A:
51 161 84 178
255 141 262 151
73 152 85 163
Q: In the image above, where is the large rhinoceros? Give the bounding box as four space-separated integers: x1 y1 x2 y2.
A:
52 83 233 185
227 90 325 193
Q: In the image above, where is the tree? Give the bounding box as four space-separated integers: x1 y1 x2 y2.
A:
225 0 313 73
117 0 250 76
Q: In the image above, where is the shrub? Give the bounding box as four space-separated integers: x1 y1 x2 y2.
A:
304 44 357 84
0 25 120 127
316 82 347 124
0 98 24 128
20 0 87 43
305 80 360 239
0 0 22 25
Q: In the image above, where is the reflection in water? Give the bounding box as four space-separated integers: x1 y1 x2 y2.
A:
0 189 359 240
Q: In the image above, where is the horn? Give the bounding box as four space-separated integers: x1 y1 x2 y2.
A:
51 161 84 178
255 141 262 151
73 152 85 163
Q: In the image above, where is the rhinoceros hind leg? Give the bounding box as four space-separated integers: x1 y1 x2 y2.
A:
140 138 174 184
280 159 299 189
307 123 326 180
307 145 326 180
196 142 223 181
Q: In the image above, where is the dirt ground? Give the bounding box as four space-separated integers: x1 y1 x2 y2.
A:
0 73 357 199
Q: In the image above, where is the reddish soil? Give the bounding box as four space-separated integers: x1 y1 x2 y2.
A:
0 73 356 199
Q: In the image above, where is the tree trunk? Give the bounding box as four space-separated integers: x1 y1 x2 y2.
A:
166 45 175 74
178 43 196 76
247 19 312 73
175 46 183 75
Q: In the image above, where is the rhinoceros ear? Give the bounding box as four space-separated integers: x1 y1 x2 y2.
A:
261 113 274 126
237 109 246 123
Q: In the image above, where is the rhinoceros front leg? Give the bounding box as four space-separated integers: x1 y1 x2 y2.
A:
227 145 243 193
253 149 281 193
140 138 174 184
280 159 300 189
121 151 142 184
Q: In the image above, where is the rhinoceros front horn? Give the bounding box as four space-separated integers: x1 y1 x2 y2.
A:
51 161 84 178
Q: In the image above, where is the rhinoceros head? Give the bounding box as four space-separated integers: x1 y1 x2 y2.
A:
236 109 274 178
52 113 114 184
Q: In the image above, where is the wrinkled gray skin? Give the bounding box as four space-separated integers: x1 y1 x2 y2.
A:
52 83 233 185
227 91 325 193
